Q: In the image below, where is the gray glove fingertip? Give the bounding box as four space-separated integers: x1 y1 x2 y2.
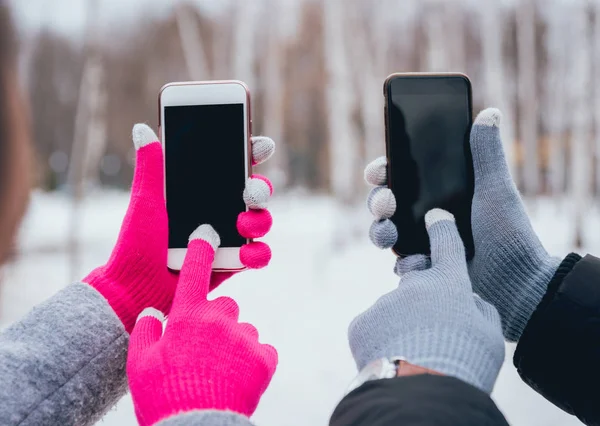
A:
251 136 275 165
473 294 502 327
394 254 430 277
189 224 221 250
243 177 270 209
424 209 466 267
364 156 387 186
473 108 502 128
132 123 159 150
369 219 397 249
470 108 512 188
136 307 166 326
367 186 396 220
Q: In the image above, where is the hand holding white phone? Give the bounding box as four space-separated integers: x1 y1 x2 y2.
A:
159 81 274 271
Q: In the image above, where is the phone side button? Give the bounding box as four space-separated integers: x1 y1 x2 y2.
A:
384 105 388 141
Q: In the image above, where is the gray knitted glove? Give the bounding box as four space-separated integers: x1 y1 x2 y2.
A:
350 209 505 394
366 108 561 342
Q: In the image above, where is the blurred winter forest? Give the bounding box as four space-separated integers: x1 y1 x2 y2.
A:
17 0 600 203
9 0 600 251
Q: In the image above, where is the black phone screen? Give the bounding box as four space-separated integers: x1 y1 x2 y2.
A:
165 104 246 249
386 75 474 259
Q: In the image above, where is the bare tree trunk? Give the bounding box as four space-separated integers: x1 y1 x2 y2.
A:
569 3 592 249
347 1 387 162
81 63 107 187
324 0 358 204
67 0 106 282
213 12 234 79
232 0 259 89
395 1 419 71
324 0 360 246
446 1 466 71
545 2 568 196
175 1 210 80
359 64 386 163
262 0 287 185
517 0 539 195
424 0 447 71
481 0 516 180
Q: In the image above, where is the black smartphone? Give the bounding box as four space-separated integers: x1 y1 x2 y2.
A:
384 73 474 259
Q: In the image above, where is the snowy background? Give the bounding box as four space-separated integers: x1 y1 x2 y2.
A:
0 191 595 426
3 0 600 424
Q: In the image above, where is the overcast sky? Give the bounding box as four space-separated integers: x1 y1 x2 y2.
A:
9 0 225 36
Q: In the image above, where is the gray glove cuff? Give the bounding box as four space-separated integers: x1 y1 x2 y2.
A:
494 255 561 341
395 327 504 393
157 410 253 426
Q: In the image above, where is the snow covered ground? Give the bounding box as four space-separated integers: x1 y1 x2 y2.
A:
1 190 594 426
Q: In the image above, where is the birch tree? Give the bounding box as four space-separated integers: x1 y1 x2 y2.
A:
480 0 516 180
517 0 539 194
261 0 288 185
445 0 466 71
543 0 569 196
423 0 466 71
175 1 210 79
323 0 361 246
231 0 259 89
324 0 358 204
424 0 448 71
346 0 388 162
67 0 107 281
568 2 592 248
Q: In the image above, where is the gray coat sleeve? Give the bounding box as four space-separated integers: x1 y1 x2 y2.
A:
157 411 255 426
0 282 129 426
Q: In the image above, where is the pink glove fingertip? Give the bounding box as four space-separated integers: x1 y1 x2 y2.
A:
259 343 278 370
237 209 273 239
263 343 279 374
238 322 260 340
171 224 220 309
130 124 164 200
207 296 240 321
129 309 164 354
258 344 278 394
240 242 271 269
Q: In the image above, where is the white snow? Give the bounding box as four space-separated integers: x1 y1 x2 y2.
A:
1 190 593 426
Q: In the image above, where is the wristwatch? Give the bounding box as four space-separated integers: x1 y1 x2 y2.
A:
347 357 443 395
346 357 406 394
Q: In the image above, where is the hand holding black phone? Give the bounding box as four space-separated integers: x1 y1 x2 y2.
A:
384 73 474 259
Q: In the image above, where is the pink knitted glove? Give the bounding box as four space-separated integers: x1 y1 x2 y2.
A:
83 124 275 332
127 225 278 425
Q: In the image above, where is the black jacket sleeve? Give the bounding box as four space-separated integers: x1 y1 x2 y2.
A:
514 253 600 426
329 374 509 426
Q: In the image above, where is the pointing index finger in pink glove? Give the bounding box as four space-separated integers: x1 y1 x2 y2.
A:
172 225 220 311
127 225 278 425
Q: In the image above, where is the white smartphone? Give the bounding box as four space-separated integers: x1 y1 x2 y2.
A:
159 81 251 271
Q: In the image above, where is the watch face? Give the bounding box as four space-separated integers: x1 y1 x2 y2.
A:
347 358 396 394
